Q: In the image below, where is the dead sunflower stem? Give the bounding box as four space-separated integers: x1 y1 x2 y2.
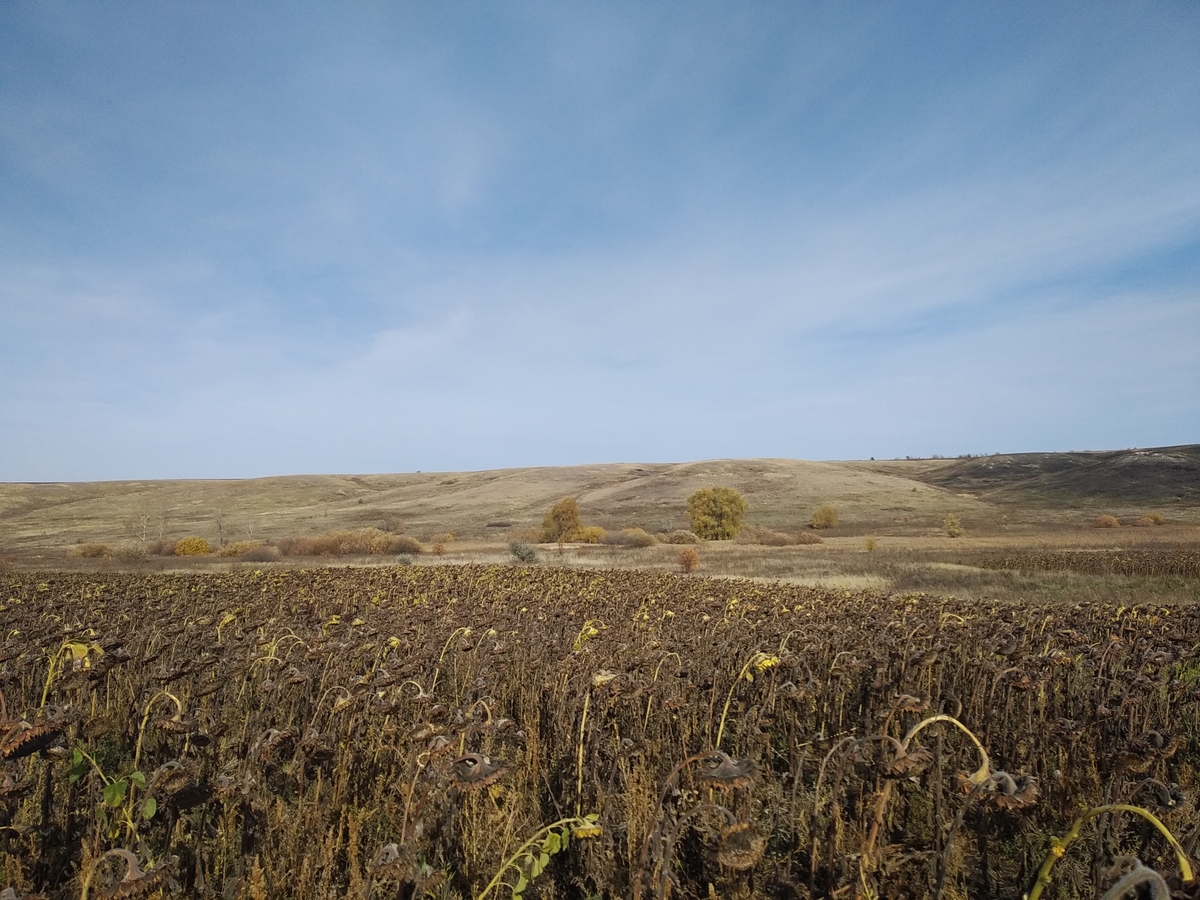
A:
715 651 780 749
1025 804 1193 900
863 715 990 862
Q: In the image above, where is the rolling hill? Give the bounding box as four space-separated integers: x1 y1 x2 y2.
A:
1 446 1196 554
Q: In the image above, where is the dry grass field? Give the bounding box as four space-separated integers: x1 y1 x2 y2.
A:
0 444 1195 578
0 458 995 552
1 445 1198 605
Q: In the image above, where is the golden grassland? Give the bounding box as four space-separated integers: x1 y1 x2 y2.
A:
1 452 1197 611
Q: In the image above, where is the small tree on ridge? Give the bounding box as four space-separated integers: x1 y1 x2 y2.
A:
541 497 583 543
811 504 839 529
686 487 747 540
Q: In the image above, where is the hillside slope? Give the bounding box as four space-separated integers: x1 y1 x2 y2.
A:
912 445 1200 505
2 445 1196 553
0 459 983 551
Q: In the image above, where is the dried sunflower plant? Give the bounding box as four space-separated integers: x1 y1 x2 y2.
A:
0 565 1193 898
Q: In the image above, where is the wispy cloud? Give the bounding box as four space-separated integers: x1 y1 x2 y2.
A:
1 2 1197 479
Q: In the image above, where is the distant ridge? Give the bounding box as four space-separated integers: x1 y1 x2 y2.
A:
913 445 1200 505
2 447 1197 553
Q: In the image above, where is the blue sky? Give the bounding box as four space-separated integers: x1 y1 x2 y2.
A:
2 3 1198 480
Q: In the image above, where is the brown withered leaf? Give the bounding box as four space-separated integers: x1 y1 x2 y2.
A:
0 721 64 761
883 747 934 779
695 751 757 791
370 842 416 882
447 753 511 791
95 849 176 900
717 822 767 871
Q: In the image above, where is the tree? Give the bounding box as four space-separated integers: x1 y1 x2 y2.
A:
540 497 583 543
686 487 746 540
811 504 838 529
212 507 229 547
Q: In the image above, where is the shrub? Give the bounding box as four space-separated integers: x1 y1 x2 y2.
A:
604 528 658 548
388 535 423 555
678 547 699 573
432 542 446 556
240 545 281 563
217 540 264 558
575 526 607 544
736 525 816 547
944 514 964 538
865 537 878 552
760 530 800 547
661 529 700 545
624 527 658 547
365 528 400 554
277 536 316 556
1135 514 1164 526
395 554 414 567
733 525 768 545
147 539 178 556
308 532 359 555
174 537 212 556
113 545 148 563
509 541 538 564
541 498 583 543
739 528 825 549
72 543 113 559
811 504 839 530
1095 515 1120 529
278 529 422 556
687 487 747 540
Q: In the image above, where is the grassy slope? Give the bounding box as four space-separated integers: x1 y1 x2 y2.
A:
0 459 991 551
1 446 1198 556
